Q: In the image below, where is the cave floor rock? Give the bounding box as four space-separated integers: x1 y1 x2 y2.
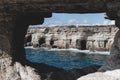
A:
26 61 100 80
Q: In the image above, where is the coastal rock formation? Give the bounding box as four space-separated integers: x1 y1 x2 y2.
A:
0 61 41 80
77 28 120 80
77 69 120 80
99 29 120 71
25 25 118 51
1 0 120 80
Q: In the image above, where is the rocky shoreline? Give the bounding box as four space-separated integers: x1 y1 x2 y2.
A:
25 25 118 52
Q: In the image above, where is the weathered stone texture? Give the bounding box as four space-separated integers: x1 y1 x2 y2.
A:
99 29 120 71
26 26 117 51
0 0 106 13
0 59 41 80
0 0 120 80
77 69 120 80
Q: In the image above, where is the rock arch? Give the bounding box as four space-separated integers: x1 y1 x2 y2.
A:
0 0 120 80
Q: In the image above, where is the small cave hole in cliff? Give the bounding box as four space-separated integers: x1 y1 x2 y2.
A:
25 13 115 71
81 40 87 50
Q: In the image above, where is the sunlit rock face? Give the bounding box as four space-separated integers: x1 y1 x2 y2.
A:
77 69 120 80
0 61 41 80
25 25 118 51
77 26 120 80
0 54 33 80
99 29 120 71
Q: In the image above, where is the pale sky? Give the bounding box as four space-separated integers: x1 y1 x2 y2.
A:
30 13 115 27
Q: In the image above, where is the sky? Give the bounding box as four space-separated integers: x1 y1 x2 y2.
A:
30 13 115 27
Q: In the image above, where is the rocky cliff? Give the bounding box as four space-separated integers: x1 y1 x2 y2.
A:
1 0 120 80
25 25 118 51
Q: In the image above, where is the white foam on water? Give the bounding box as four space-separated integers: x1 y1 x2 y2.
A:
24 46 33 49
48 48 110 55
89 51 110 55
48 48 82 52
25 46 50 50
24 47 110 55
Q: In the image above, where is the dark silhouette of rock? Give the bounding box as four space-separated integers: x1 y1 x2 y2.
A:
26 60 100 80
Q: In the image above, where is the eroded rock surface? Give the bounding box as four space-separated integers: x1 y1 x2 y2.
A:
77 27 120 80
1 0 120 80
0 58 41 80
99 29 120 71
77 69 120 80
25 25 118 51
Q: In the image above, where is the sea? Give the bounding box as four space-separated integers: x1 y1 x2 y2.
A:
25 47 109 70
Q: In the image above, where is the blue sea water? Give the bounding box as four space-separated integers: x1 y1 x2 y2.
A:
25 48 108 70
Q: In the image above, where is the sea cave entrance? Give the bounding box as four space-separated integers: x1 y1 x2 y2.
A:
80 40 87 50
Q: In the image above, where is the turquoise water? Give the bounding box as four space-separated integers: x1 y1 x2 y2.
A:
26 48 108 70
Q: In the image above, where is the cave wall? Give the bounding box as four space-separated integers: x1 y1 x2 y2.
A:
0 0 120 80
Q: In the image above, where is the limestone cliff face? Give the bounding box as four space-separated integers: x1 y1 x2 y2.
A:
25 25 118 51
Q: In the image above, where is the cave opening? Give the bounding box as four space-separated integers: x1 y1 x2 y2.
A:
39 37 46 47
80 40 87 50
25 13 114 71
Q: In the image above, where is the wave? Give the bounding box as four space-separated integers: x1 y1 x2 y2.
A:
48 48 89 52
89 51 110 55
25 46 33 48
24 47 110 55
48 48 110 55
24 46 50 50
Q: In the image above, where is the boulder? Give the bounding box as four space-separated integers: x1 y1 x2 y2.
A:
77 69 120 80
